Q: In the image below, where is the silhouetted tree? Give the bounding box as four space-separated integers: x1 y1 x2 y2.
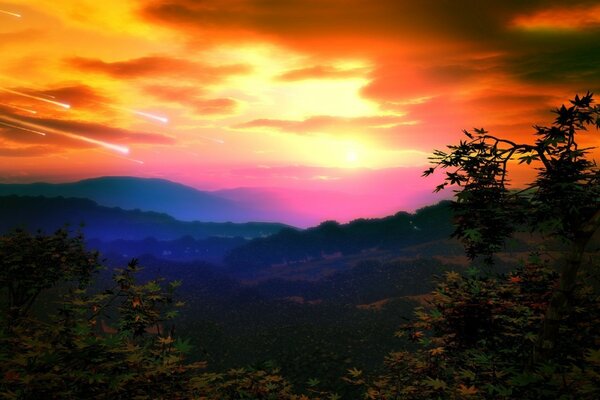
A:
424 92 600 361
0 228 99 324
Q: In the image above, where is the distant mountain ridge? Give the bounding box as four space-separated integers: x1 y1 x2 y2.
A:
225 201 455 272
0 196 290 241
0 175 444 227
0 176 309 225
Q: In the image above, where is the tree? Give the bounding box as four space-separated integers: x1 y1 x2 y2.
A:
424 93 600 362
0 228 99 324
0 229 202 399
354 257 600 399
0 229 331 399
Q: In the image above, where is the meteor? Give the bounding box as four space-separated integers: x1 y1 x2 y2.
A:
0 10 21 18
132 110 169 124
0 114 129 154
0 103 37 114
106 104 169 124
0 120 45 136
0 87 70 109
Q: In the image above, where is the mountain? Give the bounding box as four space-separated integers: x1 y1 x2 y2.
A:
0 176 306 224
224 201 455 273
0 174 450 227
0 196 291 241
213 187 390 227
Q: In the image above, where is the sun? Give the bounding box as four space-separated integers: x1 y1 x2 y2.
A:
345 149 358 164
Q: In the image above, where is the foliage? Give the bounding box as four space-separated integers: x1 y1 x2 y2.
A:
349 256 600 399
425 93 600 360
188 364 339 400
342 93 600 399
225 202 453 272
0 229 339 399
425 92 600 260
0 228 100 322
0 253 205 399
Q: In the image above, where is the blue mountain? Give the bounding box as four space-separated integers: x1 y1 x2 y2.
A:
0 176 296 223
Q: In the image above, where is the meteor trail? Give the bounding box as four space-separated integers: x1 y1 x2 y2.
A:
0 10 21 18
0 120 46 136
0 114 129 154
0 77 56 98
0 87 70 109
106 104 169 124
0 103 37 114
132 110 169 124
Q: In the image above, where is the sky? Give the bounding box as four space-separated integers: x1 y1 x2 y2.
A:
1 1 599 223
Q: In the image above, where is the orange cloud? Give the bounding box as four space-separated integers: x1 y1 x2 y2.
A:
234 115 411 134
192 98 238 115
68 56 251 81
512 4 600 30
142 85 205 102
0 138 58 157
38 85 109 109
142 85 238 115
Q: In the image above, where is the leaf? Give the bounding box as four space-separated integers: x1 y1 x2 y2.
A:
174 338 194 354
424 377 448 390
158 335 174 345
307 377 320 387
429 347 445 356
445 271 461 282
585 349 600 365
458 384 478 396
463 228 482 241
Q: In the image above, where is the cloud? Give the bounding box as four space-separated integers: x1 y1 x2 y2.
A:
141 1 596 48
142 85 239 115
277 65 367 81
0 147 54 157
39 85 109 108
142 85 205 102
0 138 58 157
67 56 251 81
233 114 413 134
502 40 600 87
512 4 600 30
192 98 238 115
375 90 567 152
141 0 600 93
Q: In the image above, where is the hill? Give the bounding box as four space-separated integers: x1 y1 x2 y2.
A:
0 195 290 241
0 176 306 224
224 201 455 274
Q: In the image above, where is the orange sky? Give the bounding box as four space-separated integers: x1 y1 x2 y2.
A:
1 1 599 218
